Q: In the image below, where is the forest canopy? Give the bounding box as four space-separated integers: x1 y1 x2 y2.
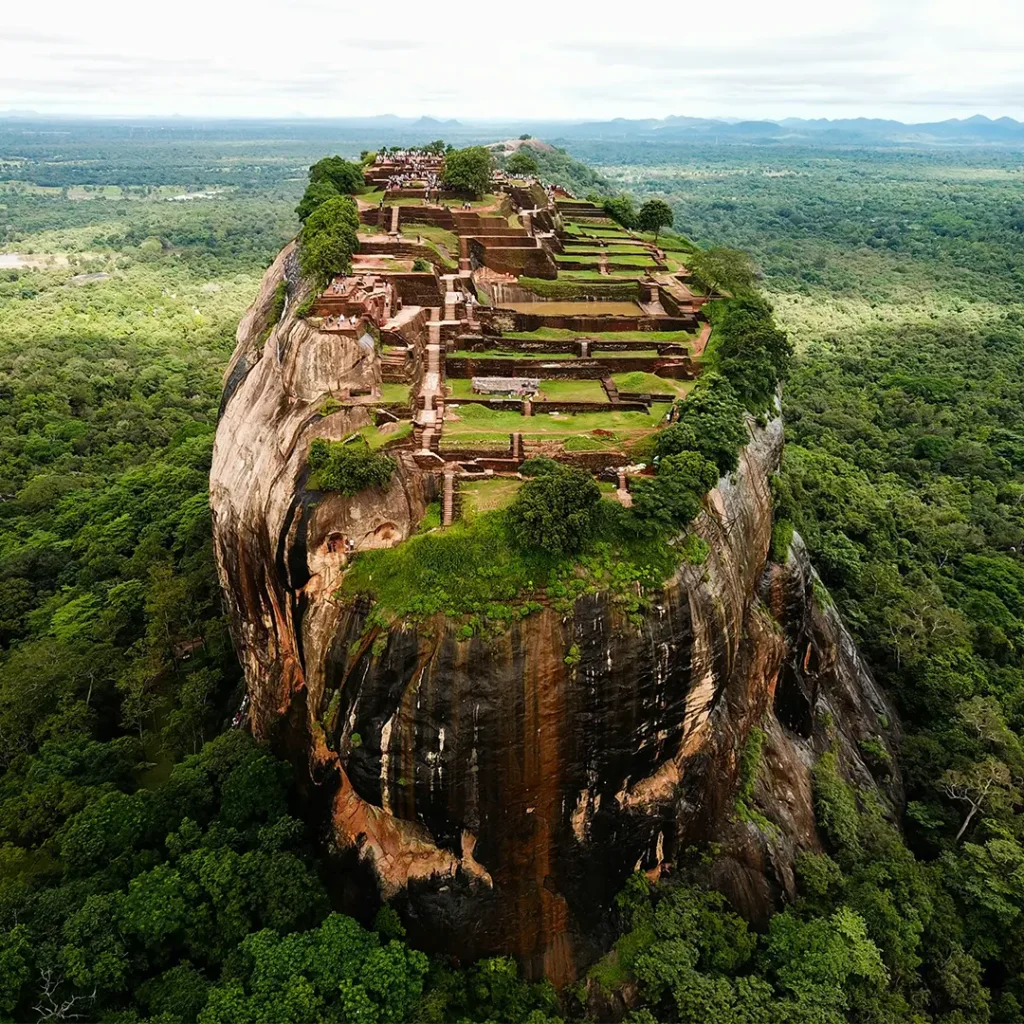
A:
0 118 1022 1022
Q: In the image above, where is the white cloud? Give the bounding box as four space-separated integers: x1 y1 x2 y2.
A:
0 0 1021 120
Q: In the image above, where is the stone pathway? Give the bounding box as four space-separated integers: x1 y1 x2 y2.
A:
442 471 457 526
414 314 444 454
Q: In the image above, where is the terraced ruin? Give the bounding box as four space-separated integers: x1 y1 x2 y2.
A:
307 148 713 534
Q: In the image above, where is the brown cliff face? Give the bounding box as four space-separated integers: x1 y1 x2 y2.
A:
211 256 901 984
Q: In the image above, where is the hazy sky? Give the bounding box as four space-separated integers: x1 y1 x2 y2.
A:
2 0 1023 121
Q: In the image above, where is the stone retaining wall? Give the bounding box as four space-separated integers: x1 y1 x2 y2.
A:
468 239 557 279
389 272 444 308
446 355 698 379
476 308 698 334
532 400 650 414
446 397 525 411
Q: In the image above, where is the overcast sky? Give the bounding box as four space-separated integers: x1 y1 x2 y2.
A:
2 0 1023 122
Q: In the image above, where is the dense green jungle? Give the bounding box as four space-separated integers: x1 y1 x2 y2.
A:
0 119 1022 1022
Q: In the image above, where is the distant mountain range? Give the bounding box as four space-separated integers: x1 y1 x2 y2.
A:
2 112 1023 147
541 114 1024 146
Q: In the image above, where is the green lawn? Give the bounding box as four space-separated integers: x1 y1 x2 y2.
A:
564 434 624 452
606 257 659 268
537 379 608 402
360 192 500 208
357 421 413 449
563 245 652 255
340 500 684 626
591 348 660 358
611 372 693 398
444 401 662 437
532 408 664 430
379 383 411 403
400 221 459 253
460 476 523 513
558 270 646 281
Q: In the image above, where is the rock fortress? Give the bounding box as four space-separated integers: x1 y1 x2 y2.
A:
210 144 900 984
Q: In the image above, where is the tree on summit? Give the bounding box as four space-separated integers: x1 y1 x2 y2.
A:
442 147 494 197
308 155 365 195
296 179 341 223
638 199 674 241
299 196 360 286
297 156 365 223
507 464 600 554
688 246 758 295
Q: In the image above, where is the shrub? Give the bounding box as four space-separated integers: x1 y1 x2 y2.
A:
657 373 747 475
629 450 718 533
771 518 794 562
603 194 638 229
518 457 560 477
307 437 396 496
736 726 764 808
709 295 792 412
269 279 287 323
300 196 360 286
812 752 862 856
688 246 758 294
507 465 600 554
411 258 431 272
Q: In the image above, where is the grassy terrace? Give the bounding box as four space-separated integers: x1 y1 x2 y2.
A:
444 403 663 438
359 190 501 208
557 270 648 281
460 476 523 514
379 383 412 403
399 222 459 252
565 225 632 238
536 379 609 401
449 348 582 359
563 251 652 258
611 373 694 399
356 421 414 448
340 500 687 629
591 349 661 357
503 328 696 343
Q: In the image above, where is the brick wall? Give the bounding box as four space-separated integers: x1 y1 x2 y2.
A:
483 311 699 333
467 239 557 279
446 355 699 379
389 272 444 308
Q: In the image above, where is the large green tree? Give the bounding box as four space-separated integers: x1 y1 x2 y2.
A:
308 155 364 195
299 196 360 286
442 147 494 196
688 246 758 295
638 199 674 241
506 151 538 176
507 464 600 554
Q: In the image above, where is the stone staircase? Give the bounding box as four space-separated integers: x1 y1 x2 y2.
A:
413 312 445 458
441 471 460 527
